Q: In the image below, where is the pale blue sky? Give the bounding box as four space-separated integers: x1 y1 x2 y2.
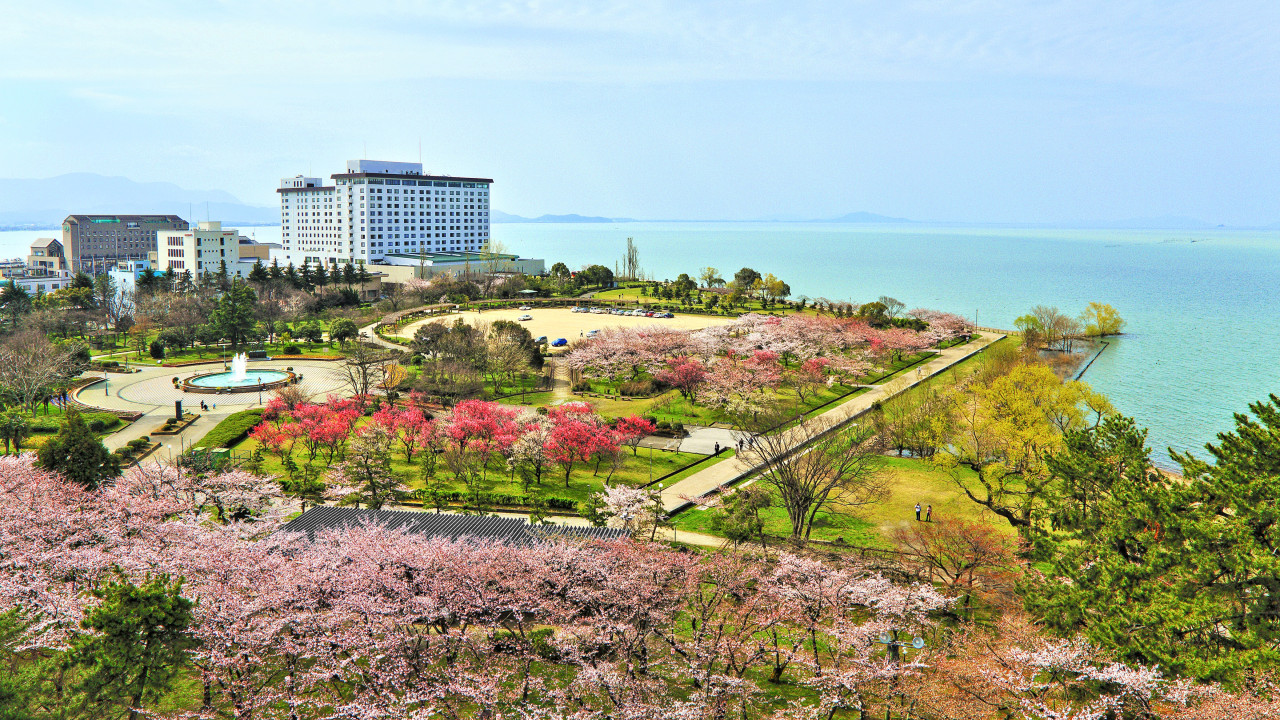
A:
2 1 1278 224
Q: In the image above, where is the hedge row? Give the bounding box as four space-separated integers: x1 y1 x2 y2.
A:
410 490 577 511
29 412 122 434
193 409 264 449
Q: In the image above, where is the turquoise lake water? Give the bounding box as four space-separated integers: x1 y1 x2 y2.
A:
7 222 1278 468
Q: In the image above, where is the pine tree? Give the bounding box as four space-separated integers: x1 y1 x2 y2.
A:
36 409 119 490
1026 405 1280 680
247 260 268 283
312 262 329 287
70 572 195 720
269 258 283 280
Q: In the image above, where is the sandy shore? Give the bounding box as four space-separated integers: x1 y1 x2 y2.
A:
395 307 733 345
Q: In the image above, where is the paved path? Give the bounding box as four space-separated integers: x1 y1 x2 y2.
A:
78 359 350 463
359 321 406 351
658 334 1005 513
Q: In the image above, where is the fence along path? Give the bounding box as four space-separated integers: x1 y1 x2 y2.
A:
658 333 1006 514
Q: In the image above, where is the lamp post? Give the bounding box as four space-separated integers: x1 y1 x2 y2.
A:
876 629 925 720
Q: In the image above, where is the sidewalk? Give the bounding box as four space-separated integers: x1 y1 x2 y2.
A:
658 334 1005 513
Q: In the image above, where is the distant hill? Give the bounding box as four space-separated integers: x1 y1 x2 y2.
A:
0 173 277 228
492 211 633 223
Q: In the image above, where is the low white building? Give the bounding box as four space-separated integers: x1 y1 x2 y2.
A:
156 221 245 280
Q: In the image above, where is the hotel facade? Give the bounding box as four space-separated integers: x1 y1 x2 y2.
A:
275 160 492 268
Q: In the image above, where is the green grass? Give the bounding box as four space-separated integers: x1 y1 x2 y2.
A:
674 455 1005 548
233 419 707 508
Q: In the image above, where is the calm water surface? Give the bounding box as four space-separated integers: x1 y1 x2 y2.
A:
7 222 1278 467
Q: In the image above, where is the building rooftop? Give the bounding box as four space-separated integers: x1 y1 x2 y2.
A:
64 214 187 223
278 506 626 544
29 237 60 248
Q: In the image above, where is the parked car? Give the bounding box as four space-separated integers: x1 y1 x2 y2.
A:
519 305 533 310
645 311 656 317
587 329 599 337
534 336 547 344
518 314 533 321
551 338 568 347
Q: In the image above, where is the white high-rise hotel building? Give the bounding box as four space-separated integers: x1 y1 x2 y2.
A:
275 160 492 268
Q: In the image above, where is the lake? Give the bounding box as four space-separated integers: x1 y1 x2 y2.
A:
6 222 1278 468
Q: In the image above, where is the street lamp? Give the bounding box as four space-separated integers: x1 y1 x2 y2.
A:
876 629 925 665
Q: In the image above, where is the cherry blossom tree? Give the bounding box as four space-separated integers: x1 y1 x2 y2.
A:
654 356 708 403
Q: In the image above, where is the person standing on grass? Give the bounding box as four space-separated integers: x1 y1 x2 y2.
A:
915 503 922 522
925 504 932 522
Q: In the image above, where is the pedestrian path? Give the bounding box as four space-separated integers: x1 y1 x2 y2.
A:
658 334 1005 513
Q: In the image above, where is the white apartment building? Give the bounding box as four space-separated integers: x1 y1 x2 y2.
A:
156 221 244 279
275 160 492 268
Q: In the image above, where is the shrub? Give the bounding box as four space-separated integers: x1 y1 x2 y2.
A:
149 340 165 359
127 438 149 450
670 422 685 434
88 418 106 433
82 413 121 431
102 360 119 369
284 345 301 355
618 380 654 397
139 435 150 442
656 420 670 430
193 408 264 450
571 380 592 393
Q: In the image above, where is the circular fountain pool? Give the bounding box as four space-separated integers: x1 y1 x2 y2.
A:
182 369 296 394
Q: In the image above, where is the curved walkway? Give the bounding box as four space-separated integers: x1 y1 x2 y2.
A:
77 359 350 455
658 334 1006 513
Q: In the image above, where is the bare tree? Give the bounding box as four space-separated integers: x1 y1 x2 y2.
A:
877 295 906 320
737 406 888 544
0 332 84 413
340 341 395 397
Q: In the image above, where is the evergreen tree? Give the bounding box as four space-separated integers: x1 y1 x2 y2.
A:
208 279 258 348
69 571 195 720
1026 404 1280 680
247 259 268 284
284 262 300 288
356 261 371 284
342 262 357 287
268 258 283 280
312 262 329 287
36 409 119 490
216 258 231 289
299 263 314 290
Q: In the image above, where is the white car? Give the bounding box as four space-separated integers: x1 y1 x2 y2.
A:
518 314 533 321
519 305 532 311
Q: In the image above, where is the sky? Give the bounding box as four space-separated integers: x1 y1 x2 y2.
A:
1 0 1279 225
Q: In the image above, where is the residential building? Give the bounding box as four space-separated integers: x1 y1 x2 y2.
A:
156 221 243 280
27 238 67 274
275 159 493 269
62 214 188 275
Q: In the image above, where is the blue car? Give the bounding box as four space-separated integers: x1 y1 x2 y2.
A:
551 338 568 347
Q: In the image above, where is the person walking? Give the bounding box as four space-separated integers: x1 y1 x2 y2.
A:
914 503 922 522
714 441 720 454
925 504 932 522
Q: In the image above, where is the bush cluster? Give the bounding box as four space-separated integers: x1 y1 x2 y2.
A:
414 490 576 511
193 408 264 450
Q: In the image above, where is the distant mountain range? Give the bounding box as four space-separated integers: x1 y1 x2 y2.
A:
491 211 636 224
1 173 1275 231
0 173 277 229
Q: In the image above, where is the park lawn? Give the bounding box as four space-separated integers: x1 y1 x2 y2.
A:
591 287 815 316
673 455 1003 548
231 428 705 508
851 350 938 385
579 380 865 428
499 391 555 407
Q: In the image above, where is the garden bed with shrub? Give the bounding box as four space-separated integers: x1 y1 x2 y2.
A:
193 409 264 449
152 413 200 436
113 436 159 467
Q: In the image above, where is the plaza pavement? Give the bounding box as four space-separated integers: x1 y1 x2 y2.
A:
658 333 1006 513
77 359 350 457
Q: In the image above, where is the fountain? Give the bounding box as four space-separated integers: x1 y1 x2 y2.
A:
229 352 248 382
181 352 296 394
